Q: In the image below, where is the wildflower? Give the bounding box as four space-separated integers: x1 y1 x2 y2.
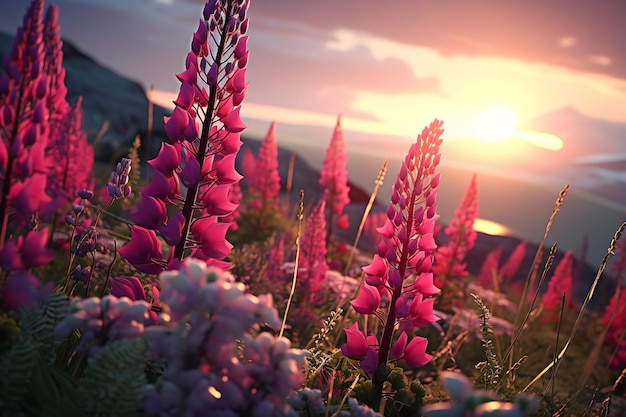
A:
111 276 160 322
500 241 527 282
476 246 503 290
541 250 574 322
248 121 281 210
129 0 249 269
299 200 328 304
54 295 153 356
0 0 52 243
433 173 478 289
142 257 308 416
319 116 351 245
107 158 132 199
344 119 443 403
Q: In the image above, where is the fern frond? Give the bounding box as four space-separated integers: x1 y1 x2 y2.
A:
0 325 41 416
78 338 147 417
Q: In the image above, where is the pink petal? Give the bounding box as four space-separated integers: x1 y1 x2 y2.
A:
221 107 246 133
215 153 243 184
391 331 408 359
360 348 379 374
363 255 388 287
110 276 146 301
350 283 380 314
20 228 53 269
0 238 23 271
13 174 51 214
418 233 437 252
179 156 201 188
412 272 440 297
174 81 194 110
234 36 247 60
140 169 172 200
409 296 439 328
201 183 238 216
118 226 164 275
159 211 185 246
340 322 368 360
148 142 181 175
191 218 233 260
404 336 432 368
132 195 167 230
336 213 349 230
164 106 189 142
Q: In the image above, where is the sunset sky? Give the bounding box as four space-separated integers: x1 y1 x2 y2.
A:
1 0 625 263
2 1 625 143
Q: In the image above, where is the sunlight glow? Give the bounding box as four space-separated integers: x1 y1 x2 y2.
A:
515 130 564 151
474 218 510 236
466 105 563 151
472 105 520 143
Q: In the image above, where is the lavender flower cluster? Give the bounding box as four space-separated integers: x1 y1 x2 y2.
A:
55 295 153 356
140 258 309 417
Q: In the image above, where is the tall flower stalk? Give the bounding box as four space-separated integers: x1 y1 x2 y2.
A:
299 200 328 306
319 115 350 247
433 173 478 291
120 0 249 271
477 246 503 290
541 250 574 322
0 0 51 245
343 119 444 405
42 4 92 211
248 121 281 212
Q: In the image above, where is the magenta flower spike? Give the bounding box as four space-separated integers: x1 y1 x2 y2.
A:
262 233 285 282
299 200 329 305
0 0 51 244
432 173 478 289
476 246 503 290
541 250 574 322
42 6 92 211
344 119 443 401
319 116 351 246
249 121 281 210
500 240 527 282
602 285 626 369
240 146 257 183
123 0 249 271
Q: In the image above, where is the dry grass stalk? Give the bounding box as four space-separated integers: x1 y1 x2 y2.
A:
279 190 305 339
522 221 626 392
344 159 388 275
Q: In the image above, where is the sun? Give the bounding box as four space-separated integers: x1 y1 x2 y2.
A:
471 105 520 143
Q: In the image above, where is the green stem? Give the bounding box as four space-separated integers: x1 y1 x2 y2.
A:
371 182 418 403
